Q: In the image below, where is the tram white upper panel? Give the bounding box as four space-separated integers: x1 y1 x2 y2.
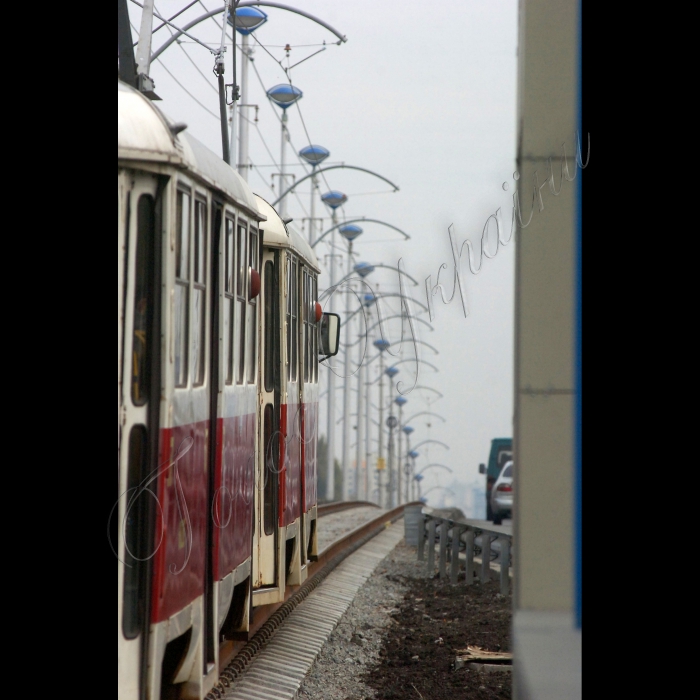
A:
255 195 320 273
118 80 263 220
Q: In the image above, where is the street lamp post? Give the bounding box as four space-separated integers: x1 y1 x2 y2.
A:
340 230 365 501
409 450 420 501
362 293 376 500
228 6 267 177
374 338 391 506
299 145 330 245
321 190 347 501
386 414 398 507
267 84 303 220
403 425 415 502
395 396 408 505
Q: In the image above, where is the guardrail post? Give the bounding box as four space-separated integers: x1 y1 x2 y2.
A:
465 530 475 586
417 514 427 561
439 520 449 579
427 518 438 574
480 533 493 584
500 538 511 595
450 525 466 584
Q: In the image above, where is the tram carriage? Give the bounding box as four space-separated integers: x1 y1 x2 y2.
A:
118 80 339 700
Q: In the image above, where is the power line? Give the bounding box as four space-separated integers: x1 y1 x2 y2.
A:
131 13 219 121
154 3 219 94
156 57 221 121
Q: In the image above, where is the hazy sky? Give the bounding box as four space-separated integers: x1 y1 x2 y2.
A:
126 1 519 513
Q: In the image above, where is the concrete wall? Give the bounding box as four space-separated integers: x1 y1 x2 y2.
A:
514 0 579 616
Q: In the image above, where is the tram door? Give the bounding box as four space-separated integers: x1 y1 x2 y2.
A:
254 248 280 589
118 172 164 700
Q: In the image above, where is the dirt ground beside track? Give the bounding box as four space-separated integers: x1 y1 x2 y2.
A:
361 548 512 700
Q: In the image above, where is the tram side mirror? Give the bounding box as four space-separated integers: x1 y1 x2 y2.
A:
320 313 341 360
479 463 486 475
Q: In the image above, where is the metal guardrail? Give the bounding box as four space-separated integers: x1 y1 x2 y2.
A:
415 513 513 595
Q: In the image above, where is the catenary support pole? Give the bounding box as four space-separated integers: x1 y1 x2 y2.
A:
341 241 354 501
355 322 365 499
325 209 339 502
237 32 251 178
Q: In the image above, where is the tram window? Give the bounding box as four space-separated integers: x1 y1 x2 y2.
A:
132 195 154 406
237 223 247 384
175 190 191 388
264 261 275 394
292 258 299 382
302 270 309 383
122 424 148 639
286 256 299 383
263 404 277 536
246 228 258 384
249 228 259 277
224 217 235 385
192 199 207 386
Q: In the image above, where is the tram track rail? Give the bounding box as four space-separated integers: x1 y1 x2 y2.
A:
317 500 382 517
208 502 421 699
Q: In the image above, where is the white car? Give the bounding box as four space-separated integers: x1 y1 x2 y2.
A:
490 461 513 525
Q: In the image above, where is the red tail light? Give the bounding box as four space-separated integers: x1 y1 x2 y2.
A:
496 483 513 493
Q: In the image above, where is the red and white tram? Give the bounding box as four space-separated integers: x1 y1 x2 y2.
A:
117 80 340 700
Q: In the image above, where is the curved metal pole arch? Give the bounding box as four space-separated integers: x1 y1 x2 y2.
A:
412 386 444 401
150 1 347 63
404 412 447 425
272 164 399 207
312 218 409 249
320 266 420 301
342 294 431 328
345 334 439 358
388 358 440 374
412 439 450 452
417 464 453 475
366 315 435 334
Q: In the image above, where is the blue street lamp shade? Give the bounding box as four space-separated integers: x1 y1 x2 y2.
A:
321 191 347 209
267 84 303 109
299 145 330 166
354 262 375 278
403 426 415 436
415 474 425 483
364 293 377 307
339 224 363 242
409 450 420 459
228 6 268 34
395 396 408 407
374 339 391 352
385 366 399 379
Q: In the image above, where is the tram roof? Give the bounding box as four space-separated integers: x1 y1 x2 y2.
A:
118 81 263 222
254 195 321 274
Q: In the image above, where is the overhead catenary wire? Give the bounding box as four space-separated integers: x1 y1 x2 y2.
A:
156 58 222 121
154 3 219 94
129 18 221 121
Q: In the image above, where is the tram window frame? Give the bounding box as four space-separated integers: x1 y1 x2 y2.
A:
237 222 248 385
302 269 310 384
224 215 236 385
192 196 208 387
131 195 155 406
175 187 191 389
246 227 258 384
286 255 299 384
312 275 319 383
264 260 276 394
